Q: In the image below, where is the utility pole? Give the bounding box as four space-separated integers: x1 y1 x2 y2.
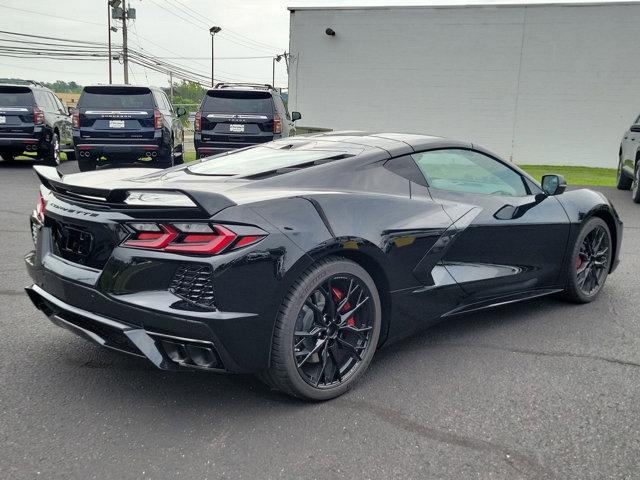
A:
209 26 221 87
107 2 112 84
122 0 129 84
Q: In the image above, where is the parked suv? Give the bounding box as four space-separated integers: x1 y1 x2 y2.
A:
0 83 73 165
73 85 186 171
194 83 301 158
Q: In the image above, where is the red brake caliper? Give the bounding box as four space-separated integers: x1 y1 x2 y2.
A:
331 287 356 326
576 255 583 269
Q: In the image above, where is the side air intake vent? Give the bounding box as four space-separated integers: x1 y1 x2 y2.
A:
169 264 216 311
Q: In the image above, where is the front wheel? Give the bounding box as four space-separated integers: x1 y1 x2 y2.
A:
560 217 612 303
261 258 381 401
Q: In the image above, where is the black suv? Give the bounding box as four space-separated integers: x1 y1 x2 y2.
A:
0 83 73 165
194 83 301 158
73 85 186 171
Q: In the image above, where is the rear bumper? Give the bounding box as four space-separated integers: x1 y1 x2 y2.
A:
0 131 46 151
25 284 225 371
194 133 278 157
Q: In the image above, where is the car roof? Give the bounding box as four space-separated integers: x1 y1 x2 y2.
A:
0 83 41 90
82 84 161 91
283 131 471 156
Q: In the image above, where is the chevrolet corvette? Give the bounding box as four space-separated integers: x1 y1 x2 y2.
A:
25 132 622 400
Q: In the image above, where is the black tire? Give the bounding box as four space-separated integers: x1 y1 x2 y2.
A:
560 217 612 303
616 158 632 190
64 149 76 161
78 158 97 172
632 165 640 204
0 149 21 161
173 144 184 165
261 257 381 401
41 132 61 166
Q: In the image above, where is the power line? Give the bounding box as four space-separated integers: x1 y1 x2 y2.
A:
0 5 103 26
168 0 285 52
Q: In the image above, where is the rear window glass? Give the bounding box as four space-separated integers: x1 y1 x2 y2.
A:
188 146 347 177
203 90 273 114
0 87 34 107
79 87 154 110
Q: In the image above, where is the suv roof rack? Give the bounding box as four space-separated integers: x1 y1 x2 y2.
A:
26 80 46 88
213 82 276 91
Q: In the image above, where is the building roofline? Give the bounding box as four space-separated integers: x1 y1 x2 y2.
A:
288 1 640 11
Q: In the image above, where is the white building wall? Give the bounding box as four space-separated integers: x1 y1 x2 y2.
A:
288 3 640 167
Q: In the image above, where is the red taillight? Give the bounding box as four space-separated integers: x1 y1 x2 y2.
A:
194 111 202 132
33 107 44 126
154 109 163 129
35 191 46 223
72 111 79 128
273 114 282 134
123 223 265 255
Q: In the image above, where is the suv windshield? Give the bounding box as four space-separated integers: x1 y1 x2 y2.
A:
0 86 34 107
79 86 154 110
203 90 273 115
188 146 347 177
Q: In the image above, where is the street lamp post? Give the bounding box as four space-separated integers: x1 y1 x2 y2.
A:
209 26 221 87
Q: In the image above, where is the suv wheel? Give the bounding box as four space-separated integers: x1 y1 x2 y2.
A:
78 158 97 172
632 165 640 203
157 142 175 168
41 132 61 166
0 148 21 161
616 158 632 190
173 144 184 165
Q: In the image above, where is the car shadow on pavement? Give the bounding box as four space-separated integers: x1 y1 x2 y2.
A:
26 293 575 409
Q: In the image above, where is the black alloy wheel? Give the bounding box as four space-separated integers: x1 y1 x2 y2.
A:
561 217 611 303
262 258 381 401
294 274 375 388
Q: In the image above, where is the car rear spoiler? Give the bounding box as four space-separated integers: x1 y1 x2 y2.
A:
32 166 236 216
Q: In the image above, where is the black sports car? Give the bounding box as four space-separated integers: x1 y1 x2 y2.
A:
25 133 622 401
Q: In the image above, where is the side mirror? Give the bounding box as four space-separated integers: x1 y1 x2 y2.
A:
176 106 187 117
68 107 77 116
291 111 302 122
631 124 640 132
541 174 567 196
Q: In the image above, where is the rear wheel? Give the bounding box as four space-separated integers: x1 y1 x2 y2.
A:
632 165 640 203
616 158 632 190
41 132 61 166
261 258 381 401
0 148 21 161
560 217 612 303
78 158 97 172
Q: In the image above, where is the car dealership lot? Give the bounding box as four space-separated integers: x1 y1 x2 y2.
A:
1 160 639 479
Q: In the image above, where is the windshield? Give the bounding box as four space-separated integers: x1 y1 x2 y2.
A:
79 87 154 110
188 146 348 177
0 87 34 107
203 90 273 115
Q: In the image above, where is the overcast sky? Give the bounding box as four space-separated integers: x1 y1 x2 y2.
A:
0 0 618 88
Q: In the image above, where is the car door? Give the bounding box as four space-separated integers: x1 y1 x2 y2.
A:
621 114 640 177
412 148 571 299
163 91 183 149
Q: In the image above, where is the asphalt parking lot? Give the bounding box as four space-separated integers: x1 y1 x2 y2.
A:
1 159 639 480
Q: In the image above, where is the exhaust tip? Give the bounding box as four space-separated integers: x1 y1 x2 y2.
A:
151 151 157 157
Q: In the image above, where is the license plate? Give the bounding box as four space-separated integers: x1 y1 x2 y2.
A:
229 124 244 133
109 120 125 128
0 116 5 124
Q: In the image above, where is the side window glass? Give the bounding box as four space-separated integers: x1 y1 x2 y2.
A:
163 93 173 113
50 93 64 112
34 91 48 110
412 149 528 197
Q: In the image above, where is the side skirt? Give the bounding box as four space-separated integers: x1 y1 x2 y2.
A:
442 288 564 317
